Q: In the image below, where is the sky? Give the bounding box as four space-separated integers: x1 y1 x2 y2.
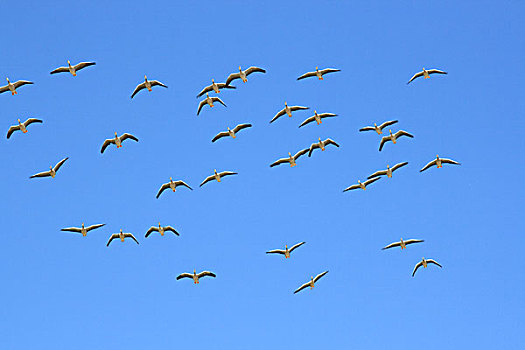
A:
1 0 524 349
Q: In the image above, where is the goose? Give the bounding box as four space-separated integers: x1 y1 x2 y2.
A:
299 111 337 128
225 66 266 86
297 67 340 81
420 155 461 172
407 68 447 84
382 238 424 250
379 130 414 151
308 137 339 157
200 169 237 187
270 102 309 123
359 120 398 134
130 75 167 98
196 79 235 98
145 223 180 238
176 270 216 284
106 229 139 246
100 132 139 153
0 78 34 95
212 123 252 142
197 93 227 116
266 242 305 258
294 271 329 294
412 258 442 276
61 223 105 237
343 177 380 192
30 157 69 179
7 118 43 139
156 177 193 198
367 162 408 179
270 149 309 168
50 60 96 76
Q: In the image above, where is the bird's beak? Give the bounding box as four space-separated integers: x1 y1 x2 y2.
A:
144 75 147 80
288 152 292 156
169 177 172 180
17 119 20 122
318 137 321 141
315 66 318 70
67 60 70 64
211 78 214 82
238 66 242 70
114 132 118 136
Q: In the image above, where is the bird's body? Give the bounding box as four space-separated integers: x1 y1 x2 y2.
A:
197 93 227 115
359 120 398 135
270 149 309 167
299 111 337 127
407 68 447 84
297 67 340 81
200 169 237 187
212 124 252 142
382 238 424 250
420 155 461 172
270 102 309 123
50 61 96 76
7 118 42 139
106 229 139 246
0 78 33 95
294 271 328 294
379 130 414 151
343 177 380 192
145 223 180 237
30 157 69 179
156 177 192 198
368 162 408 179
266 242 305 258
308 137 339 157
412 257 442 276
196 79 235 97
177 269 216 284
131 75 167 98
61 223 105 237
101 132 139 153
225 66 266 86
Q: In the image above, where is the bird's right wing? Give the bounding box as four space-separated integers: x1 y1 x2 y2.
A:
24 118 43 127
106 234 118 247
343 184 360 192
199 175 215 187
175 181 193 190
378 136 389 151
294 148 309 160
359 126 375 132
266 249 286 255
270 158 288 167
100 139 114 153
156 183 170 198
363 177 380 187
86 223 105 232
296 71 316 80
131 83 146 99
308 143 320 157
382 241 401 250
407 71 424 84
294 282 311 294
124 233 140 244
232 123 252 133
196 100 207 116
196 85 212 98
412 261 423 276
270 109 286 123
299 116 315 128
427 259 443 268
197 271 216 279
441 158 461 166
145 227 158 238
219 171 237 178
120 133 139 142
50 67 69 74
419 160 437 172
74 62 96 71
289 106 309 112
367 170 386 179
391 162 409 171
225 72 241 86
150 80 168 88
13 80 34 88
211 97 227 107
245 66 266 76
404 239 424 245
176 273 193 280
0 85 9 93
6 125 20 139
30 170 51 179
61 227 82 233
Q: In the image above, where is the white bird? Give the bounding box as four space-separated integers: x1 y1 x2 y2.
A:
407 68 447 85
266 242 305 258
299 111 337 128
50 60 96 76
61 223 105 237
308 137 339 157
100 132 139 153
294 271 329 294
7 118 43 139
200 169 237 187
270 149 309 168
197 93 227 115
156 177 193 198
382 238 424 250
379 130 414 151
225 66 266 86
420 155 461 172
176 270 216 284
343 177 380 192
359 120 398 135
145 223 180 238
412 258 442 277
270 102 309 123
196 79 235 97
30 157 69 179
297 67 340 81
212 124 252 142
106 229 139 246
367 162 408 179
0 78 33 95
131 75 167 99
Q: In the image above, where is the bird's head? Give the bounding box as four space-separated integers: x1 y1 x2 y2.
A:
114 132 118 136
374 123 377 127
318 137 322 142
422 257 425 261
387 164 390 169
81 222 85 227
169 176 173 181
120 229 123 233
389 129 393 135
285 244 288 249
211 78 215 82
358 180 362 184
194 269 196 274
238 66 242 71
67 60 71 65
144 75 147 80
227 127 231 131
436 154 439 159
315 66 319 70
214 169 217 174
6 77 9 82
314 110 317 115
311 276 314 281
285 101 287 106
288 152 292 157
17 118 21 123
49 166 53 170
158 222 161 227
206 92 210 97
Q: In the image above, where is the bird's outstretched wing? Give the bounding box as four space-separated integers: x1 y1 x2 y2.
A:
394 130 414 139
100 139 114 153
200 175 215 187
299 116 316 128
419 160 437 172
441 158 461 166
53 157 69 172
313 270 329 283
294 148 309 160
379 120 398 130
343 184 360 192
13 80 34 88
164 226 180 236
294 281 311 294
86 223 105 232
150 80 168 88
319 68 340 76
74 62 96 71
407 71 424 84
225 72 242 86
61 227 82 233
270 109 287 123
232 123 252 133
427 69 447 75
106 234 119 247
124 233 139 244
219 171 237 178
412 261 424 276
211 132 229 143
245 66 266 76
131 83 146 99
404 239 424 246
297 71 316 80
426 259 442 268
359 126 375 132
175 181 193 190
289 242 305 253
382 241 402 250
378 136 390 151
197 271 216 279
391 162 409 172
266 249 286 255
363 177 380 187
24 118 43 127
6 125 20 139
50 66 69 74
120 133 139 143
196 85 213 98
308 143 320 157
211 97 227 107
30 170 51 179
367 170 387 179
176 273 194 280
197 100 207 116
156 183 170 198
270 158 289 167
145 227 158 238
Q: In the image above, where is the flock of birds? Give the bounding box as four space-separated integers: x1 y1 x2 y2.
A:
4 62 458 292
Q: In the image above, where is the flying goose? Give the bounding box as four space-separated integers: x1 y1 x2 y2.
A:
266 242 305 258
145 223 180 238
197 93 227 115
297 67 340 81
50 60 96 76
412 258 442 276
61 223 105 237
196 79 235 97
200 169 237 187
367 162 408 179
225 66 266 86
106 229 139 246
176 270 216 284
379 130 414 151
212 123 252 142
100 132 139 153
299 111 337 128
156 177 193 198
30 157 69 179
382 238 424 250
308 138 339 157
270 102 309 123
359 120 398 134
0 78 34 95
407 68 447 84
131 75 167 99
420 155 461 172
7 118 43 139
343 177 380 192
270 149 309 167
294 271 329 294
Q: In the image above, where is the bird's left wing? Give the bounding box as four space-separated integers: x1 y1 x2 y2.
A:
232 123 252 133
13 80 34 88
73 62 96 71
313 270 329 283
294 148 309 160
289 242 306 253
124 233 139 244
53 157 69 172
150 80 168 88
245 66 266 76
120 133 139 142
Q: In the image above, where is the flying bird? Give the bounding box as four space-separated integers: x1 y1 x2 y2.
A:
420 155 461 172
50 60 96 76
270 149 309 168
294 271 329 294
407 68 447 84
299 111 337 128
359 120 398 135
196 79 235 97
297 67 340 81
343 177 380 192
212 123 252 142
7 118 42 139
176 270 216 284
270 102 309 123
266 242 305 258
382 238 424 250
412 258 442 276
106 229 139 246
200 170 237 187
131 75 167 98
30 157 69 179
308 138 339 157
156 177 193 198
100 132 139 153
145 223 180 238
367 162 408 179
225 66 266 86
379 130 414 151
61 223 105 237
197 93 227 115
0 78 33 95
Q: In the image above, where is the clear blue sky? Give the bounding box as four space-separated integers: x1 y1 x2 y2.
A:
1 1 523 348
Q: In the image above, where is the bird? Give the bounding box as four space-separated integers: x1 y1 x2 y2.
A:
343 177 380 192
270 149 309 168
200 170 237 187
412 258 442 277
294 271 329 294
212 124 252 142
420 155 461 172
7 118 43 139
270 102 309 123
176 270 216 284
30 157 69 179
61 223 105 237
367 162 408 179
197 93 227 116
359 120 398 135
0 78 33 95
379 130 414 151
100 132 139 153
196 79 235 97
407 68 447 84
382 238 424 250
106 229 139 246
225 66 266 86
50 60 96 76
297 67 340 81
308 138 340 157
145 223 180 238
156 177 193 198
298 111 338 128
131 75 167 98
266 242 305 258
